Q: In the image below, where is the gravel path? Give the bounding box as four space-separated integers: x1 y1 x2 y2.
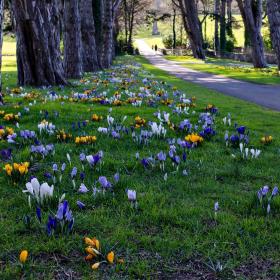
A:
136 39 280 111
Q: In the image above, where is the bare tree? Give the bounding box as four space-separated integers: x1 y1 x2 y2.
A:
236 0 267 68
12 0 67 86
267 0 280 71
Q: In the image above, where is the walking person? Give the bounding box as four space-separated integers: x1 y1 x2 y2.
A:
155 44 158 54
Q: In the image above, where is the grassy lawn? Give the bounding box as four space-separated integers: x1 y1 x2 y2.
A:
1 53 280 279
164 56 280 85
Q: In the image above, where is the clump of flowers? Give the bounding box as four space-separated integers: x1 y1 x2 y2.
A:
23 178 54 205
11 87 22 94
57 130 72 142
3 113 20 122
45 200 74 235
0 126 15 140
261 135 273 145
4 162 29 177
92 114 103 122
38 120 56 135
134 116 146 128
185 133 203 145
31 144 55 158
205 104 218 114
75 135 97 144
257 185 278 215
84 237 123 270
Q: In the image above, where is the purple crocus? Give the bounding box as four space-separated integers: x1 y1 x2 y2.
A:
36 207 42 223
71 167 77 178
237 126 246 135
98 176 111 188
78 183 88 193
114 173 120 183
0 148 12 160
157 151 166 162
272 186 278 197
77 201 86 209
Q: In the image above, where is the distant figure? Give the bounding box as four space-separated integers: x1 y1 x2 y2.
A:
155 44 158 53
152 45 154 50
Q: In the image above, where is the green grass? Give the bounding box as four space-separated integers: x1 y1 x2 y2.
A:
164 56 280 85
1 54 280 279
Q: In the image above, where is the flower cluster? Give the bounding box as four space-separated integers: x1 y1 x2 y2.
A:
75 135 97 144
4 162 29 177
84 237 123 270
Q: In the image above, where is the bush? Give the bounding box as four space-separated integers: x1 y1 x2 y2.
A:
162 35 183 49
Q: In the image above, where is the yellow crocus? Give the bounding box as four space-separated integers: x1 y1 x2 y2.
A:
107 251 114 264
19 250 28 263
92 262 100 270
4 164 13 176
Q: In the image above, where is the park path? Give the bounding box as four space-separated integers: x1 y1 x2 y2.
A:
135 39 280 112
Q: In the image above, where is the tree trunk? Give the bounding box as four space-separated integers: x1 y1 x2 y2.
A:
178 0 205 59
236 0 267 68
93 0 105 68
12 0 67 86
227 0 233 35
214 0 220 53
63 0 83 78
172 8 177 49
80 0 99 72
101 0 114 68
267 0 280 71
220 0 226 53
0 0 3 92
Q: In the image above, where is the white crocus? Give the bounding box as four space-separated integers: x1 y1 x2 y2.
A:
23 178 54 204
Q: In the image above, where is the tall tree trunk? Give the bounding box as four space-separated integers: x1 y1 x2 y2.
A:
267 0 280 71
236 0 267 68
178 0 205 59
12 0 67 86
172 8 176 49
220 0 226 53
101 0 114 68
0 0 3 92
214 0 221 53
80 0 99 72
227 0 233 35
63 0 83 78
93 0 105 68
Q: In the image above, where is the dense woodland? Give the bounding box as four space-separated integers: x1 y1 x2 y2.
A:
0 0 279 88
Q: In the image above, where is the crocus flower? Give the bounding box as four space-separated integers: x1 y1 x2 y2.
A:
0 148 12 160
127 189 136 202
114 173 120 183
107 251 115 264
214 202 219 212
272 186 278 197
77 201 86 209
157 151 166 162
98 176 111 188
237 126 246 134
36 207 42 223
78 183 88 193
19 250 28 264
71 167 77 178
261 186 269 196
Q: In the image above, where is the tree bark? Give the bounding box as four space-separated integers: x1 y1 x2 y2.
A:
80 0 99 72
220 0 226 53
12 0 67 86
178 0 205 59
236 0 267 68
267 0 280 71
214 0 220 53
63 0 83 78
0 0 4 92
